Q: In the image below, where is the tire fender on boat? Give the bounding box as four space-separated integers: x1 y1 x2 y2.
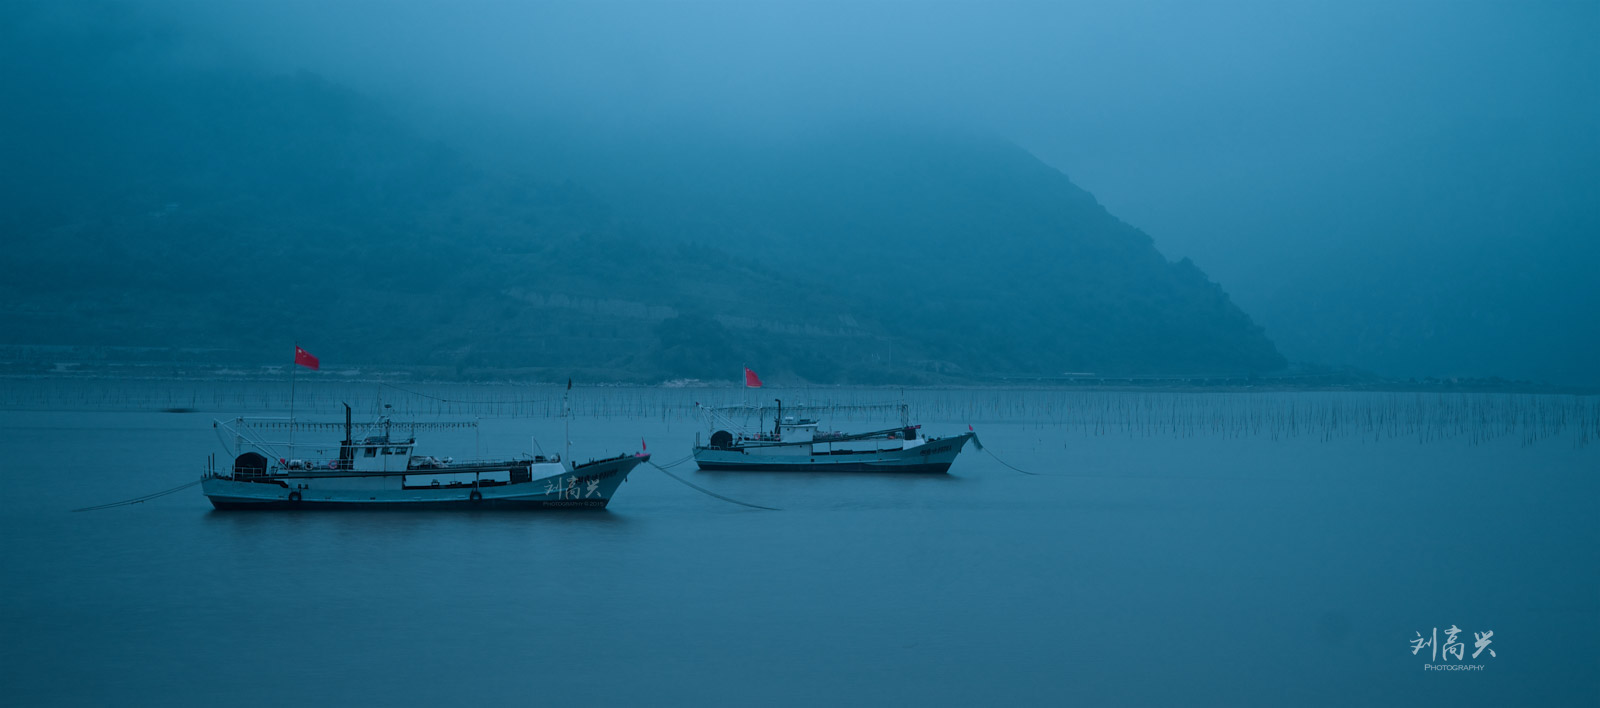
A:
288 491 302 503
469 490 483 502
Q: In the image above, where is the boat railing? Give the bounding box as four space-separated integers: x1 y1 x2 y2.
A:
229 417 478 431
212 454 557 480
214 417 479 462
404 455 560 471
697 401 913 436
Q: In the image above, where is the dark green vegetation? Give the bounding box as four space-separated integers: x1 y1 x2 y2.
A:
2 3 1283 383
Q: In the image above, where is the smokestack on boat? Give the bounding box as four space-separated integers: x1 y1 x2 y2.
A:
339 402 353 470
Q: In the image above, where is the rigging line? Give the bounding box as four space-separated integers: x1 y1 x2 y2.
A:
646 462 781 511
710 401 906 407
704 402 906 413
214 419 272 458
984 447 1048 476
71 479 202 512
379 382 556 407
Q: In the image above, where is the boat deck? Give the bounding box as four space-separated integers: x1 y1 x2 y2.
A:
239 459 534 480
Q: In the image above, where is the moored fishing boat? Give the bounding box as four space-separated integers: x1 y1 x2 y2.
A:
691 399 978 473
203 406 646 509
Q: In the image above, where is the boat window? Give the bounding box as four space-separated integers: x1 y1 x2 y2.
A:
364 446 377 458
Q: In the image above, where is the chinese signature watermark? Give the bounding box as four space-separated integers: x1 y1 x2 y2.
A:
1411 625 1496 670
543 474 605 499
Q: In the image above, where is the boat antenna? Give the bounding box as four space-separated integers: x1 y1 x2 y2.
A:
564 378 572 466
340 402 353 470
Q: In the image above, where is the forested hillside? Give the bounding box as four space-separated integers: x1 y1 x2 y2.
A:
1 2 1284 383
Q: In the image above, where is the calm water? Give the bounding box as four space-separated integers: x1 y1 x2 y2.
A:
1 383 1596 706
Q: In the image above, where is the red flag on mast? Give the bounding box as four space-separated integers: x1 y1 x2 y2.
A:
294 345 320 370
743 367 763 388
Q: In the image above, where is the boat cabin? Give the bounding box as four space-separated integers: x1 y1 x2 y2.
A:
777 416 818 442
351 433 416 472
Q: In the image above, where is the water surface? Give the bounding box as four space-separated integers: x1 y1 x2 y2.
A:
2 384 1595 706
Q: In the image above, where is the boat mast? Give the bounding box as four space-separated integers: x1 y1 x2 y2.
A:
288 342 297 455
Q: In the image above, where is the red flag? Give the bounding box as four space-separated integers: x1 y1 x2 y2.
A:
744 367 763 388
641 438 647 452
294 345 320 370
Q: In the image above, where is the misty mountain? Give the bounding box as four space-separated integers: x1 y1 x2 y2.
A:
516 127 1287 377
2 4 1284 383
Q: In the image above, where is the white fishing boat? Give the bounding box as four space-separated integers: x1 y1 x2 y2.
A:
691 399 978 473
202 405 645 509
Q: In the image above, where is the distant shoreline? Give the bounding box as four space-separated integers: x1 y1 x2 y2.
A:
1 369 1592 396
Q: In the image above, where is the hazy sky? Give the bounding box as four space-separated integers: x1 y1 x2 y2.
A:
147 0 1597 237
140 0 1600 382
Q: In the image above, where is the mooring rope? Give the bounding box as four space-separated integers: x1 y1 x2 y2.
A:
72 479 203 512
653 453 696 469
646 462 781 511
984 447 1048 476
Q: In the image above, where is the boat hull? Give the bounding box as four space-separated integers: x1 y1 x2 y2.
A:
693 433 975 474
203 455 646 510
206 496 615 511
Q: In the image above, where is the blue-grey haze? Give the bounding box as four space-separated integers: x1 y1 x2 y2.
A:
1 382 1596 706
136 0 1600 385
3 2 1599 705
